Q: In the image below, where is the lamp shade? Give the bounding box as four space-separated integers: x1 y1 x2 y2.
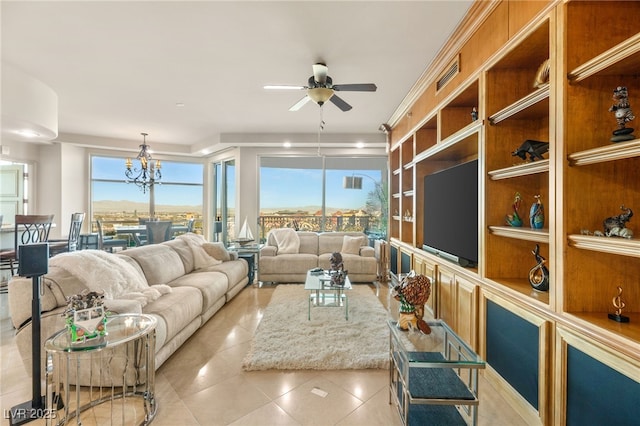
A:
307 87 334 105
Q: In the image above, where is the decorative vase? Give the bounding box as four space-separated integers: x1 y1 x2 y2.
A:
530 194 544 229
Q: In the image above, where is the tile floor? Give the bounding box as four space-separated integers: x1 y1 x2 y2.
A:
0 283 528 425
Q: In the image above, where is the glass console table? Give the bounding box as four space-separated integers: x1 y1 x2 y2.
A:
388 319 485 426
45 314 157 425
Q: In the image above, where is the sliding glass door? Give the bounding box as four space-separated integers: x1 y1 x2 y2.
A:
259 156 387 241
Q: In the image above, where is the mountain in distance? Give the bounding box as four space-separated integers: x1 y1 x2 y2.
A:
93 200 202 213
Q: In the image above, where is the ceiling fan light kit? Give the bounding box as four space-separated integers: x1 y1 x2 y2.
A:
265 62 377 112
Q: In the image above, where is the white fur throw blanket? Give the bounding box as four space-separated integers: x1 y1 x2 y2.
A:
175 233 222 269
49 250 172 312
271 228 300 254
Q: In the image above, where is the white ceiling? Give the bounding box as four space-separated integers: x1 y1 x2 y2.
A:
1 0 472 156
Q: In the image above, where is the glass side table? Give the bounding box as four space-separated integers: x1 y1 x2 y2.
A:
45 314 157 425
388 319 485 426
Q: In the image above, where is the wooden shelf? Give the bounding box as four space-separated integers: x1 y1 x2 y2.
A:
486 277 550 305
568 33 640 83
488 84 550 125
567 139 640 166
565 312 640 350
413 121 481 164
488 159 550 180
489 226 550 244
568 234 640 258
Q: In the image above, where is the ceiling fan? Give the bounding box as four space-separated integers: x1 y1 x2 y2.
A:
264 63 377 112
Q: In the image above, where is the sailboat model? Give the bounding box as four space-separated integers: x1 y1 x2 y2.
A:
235 217 254 246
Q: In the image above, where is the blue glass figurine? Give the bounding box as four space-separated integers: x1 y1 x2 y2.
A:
505 192 523 227
530 194 544 229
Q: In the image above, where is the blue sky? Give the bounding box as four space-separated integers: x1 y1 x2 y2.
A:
260 168 380 210
92 156 381 210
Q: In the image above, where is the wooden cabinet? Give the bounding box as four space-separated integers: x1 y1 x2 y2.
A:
560 0 640 352
413 254 437 318
388 1 640 423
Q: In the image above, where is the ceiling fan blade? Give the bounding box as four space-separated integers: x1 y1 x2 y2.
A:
264 85 306 90
329 94 352 111
289 96 311 111
312 63 328 84
333 83 377 92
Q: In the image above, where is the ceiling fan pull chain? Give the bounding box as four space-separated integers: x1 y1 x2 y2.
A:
317 107 325 157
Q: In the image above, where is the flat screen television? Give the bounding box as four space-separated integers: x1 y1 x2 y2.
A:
422 159 478 267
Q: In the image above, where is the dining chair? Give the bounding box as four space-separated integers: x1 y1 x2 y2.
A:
49 212 85 256
96 219 129 252
145 221 173 244
0 214 54 291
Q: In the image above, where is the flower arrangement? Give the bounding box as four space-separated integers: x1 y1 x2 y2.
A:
62 290 109 344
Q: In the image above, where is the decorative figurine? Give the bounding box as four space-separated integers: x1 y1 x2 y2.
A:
530 195 544 229
512 140 549 162
608 286 629 323
603 205 633 239
329 252 347 286
528 244 549 292
63 290 109 344
393 271 432 334
533 59 550 88
609 86 635 142
505 192 523 227
471 107 478 122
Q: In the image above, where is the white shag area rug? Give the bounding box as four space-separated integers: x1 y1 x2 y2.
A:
242 284 391 371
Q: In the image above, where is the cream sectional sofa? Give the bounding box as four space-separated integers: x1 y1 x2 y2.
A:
8 233 249 376
259 231 377 283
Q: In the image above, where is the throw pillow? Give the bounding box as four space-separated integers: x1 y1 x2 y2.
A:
202 242 230 262
342 235 364 255
271 228 300 254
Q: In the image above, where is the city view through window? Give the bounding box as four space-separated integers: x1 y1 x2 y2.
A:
91 156 388 243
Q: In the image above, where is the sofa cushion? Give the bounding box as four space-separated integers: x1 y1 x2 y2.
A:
120 244 186 285
319 232 367 255
142 286 202 345
202 242 230 262
162 238 197 273
199 260 248 291
341 235 366 255
271 228 300 254
168 271 228 312
260 253 318 275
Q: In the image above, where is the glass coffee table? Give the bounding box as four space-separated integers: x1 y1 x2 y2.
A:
45 314 157 425
305 270 352 320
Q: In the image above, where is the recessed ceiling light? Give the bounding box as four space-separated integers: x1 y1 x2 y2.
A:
16 129 40 138
283 141 292 148
356 142 365 149
175 102 185 107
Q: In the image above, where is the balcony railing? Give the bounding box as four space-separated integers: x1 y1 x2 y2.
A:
258 214 385 242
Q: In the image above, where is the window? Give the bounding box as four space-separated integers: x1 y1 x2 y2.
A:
91 155 204 234
0 161 29 220
259 156 387 241
212 159 235 243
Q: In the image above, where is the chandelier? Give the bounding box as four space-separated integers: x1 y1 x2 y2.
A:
125 132 161 193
